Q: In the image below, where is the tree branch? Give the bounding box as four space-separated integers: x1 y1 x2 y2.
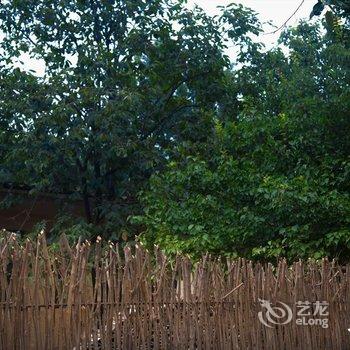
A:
264 0 305 35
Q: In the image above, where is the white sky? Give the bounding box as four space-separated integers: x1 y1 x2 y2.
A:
14 0 318 75
188 0 317 47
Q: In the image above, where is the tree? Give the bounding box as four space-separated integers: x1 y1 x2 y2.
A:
136 20 350 261
310 0 350 19
0 1 261 240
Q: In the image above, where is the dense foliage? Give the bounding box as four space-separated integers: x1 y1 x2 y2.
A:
0 0 260 240
0 1 349 261
136 20 350 261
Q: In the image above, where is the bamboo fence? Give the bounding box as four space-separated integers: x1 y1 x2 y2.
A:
0 232 350 349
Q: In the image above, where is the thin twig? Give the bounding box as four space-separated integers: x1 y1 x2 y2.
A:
264 0 305 35
221 282 244 300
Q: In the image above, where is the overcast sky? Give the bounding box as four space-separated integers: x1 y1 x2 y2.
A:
189 0 315 22
188 0 317 47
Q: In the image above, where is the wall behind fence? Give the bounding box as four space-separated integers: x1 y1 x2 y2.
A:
0 188 86 233
0 233 349 350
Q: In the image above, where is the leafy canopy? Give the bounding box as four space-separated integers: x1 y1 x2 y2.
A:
0 0 261 240
136 20 350 261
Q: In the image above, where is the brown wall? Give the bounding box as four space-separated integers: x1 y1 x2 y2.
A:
0 189 86 233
